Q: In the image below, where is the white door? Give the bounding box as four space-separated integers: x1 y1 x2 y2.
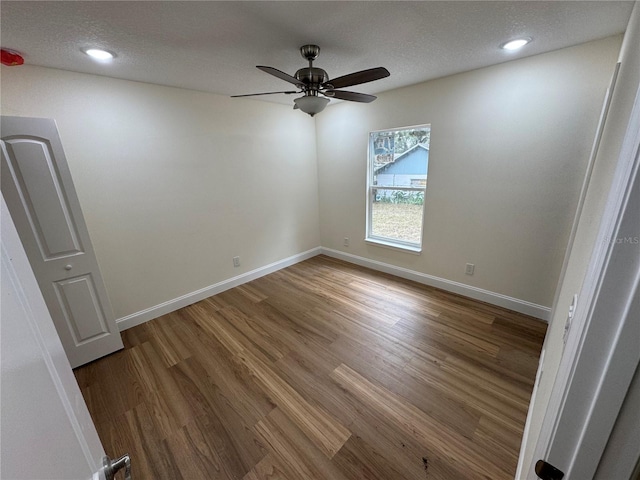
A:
527 5 640 475
1 194 105 479
530 138 639 479
1 116 123 367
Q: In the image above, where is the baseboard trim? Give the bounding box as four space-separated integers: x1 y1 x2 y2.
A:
321 247 551 321
116 247 322 331
117 245 550 331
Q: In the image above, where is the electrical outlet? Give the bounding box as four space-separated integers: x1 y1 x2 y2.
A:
465 263 475 275
233 256 240 267
343 237 350 247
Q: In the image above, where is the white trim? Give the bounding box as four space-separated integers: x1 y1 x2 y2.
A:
117 243 550 333
116 247 321 331
515 347 546 480
364 237 422 254
369 185 426 192
321 247 550 320
369 123 432 135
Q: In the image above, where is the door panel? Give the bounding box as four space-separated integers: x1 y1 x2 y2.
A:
3 137 84 259
1 116 123 367
54 274 110 343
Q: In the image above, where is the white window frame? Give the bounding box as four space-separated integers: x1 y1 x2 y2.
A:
365 124 430 253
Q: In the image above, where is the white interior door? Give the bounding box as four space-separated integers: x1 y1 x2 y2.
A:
1 194 105 479
1 115 123 367
528 13 640 475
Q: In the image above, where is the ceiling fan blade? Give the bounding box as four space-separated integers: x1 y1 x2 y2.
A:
257 66 304 86
323 67 390 89
231 90 299 98
324 90 377 103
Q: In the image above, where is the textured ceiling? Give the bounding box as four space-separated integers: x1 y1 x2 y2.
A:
0 1 634 105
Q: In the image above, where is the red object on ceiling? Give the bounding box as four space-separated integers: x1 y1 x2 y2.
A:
1 49 25 66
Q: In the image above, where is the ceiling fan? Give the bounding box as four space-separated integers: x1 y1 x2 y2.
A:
231 45 390 117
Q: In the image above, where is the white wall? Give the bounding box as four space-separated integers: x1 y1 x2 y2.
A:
316 36 622 310
520 4 640 475
0 66 320 320
0 39 621 323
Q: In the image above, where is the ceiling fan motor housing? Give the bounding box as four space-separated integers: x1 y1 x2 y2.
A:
296 44 329 93
295 67 329 90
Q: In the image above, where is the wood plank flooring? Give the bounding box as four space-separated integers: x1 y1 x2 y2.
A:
75 255 546 480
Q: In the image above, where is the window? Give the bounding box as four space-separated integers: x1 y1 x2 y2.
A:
366 125 430 252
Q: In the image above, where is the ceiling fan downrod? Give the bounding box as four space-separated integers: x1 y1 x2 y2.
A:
295 44 328 95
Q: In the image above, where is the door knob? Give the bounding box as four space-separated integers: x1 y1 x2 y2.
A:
64 264 73 271
103 454 132 480
535 460 564 480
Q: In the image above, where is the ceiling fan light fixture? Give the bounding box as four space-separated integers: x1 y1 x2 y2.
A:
294 95 329 117
500 37 532 51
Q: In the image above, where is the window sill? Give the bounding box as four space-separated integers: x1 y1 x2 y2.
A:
365 238 422 255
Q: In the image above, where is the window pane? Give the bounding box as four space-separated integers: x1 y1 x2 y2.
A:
368 124 430 248
372 127 430 187
370 188 424 244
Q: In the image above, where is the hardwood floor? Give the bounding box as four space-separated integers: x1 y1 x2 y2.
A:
75 255 546 480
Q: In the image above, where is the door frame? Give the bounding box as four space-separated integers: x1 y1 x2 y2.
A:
527 63 640 478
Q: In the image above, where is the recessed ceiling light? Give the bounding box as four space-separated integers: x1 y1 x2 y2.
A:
83 48 115 60
501 37 532 51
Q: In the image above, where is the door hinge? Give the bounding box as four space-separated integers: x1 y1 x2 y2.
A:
535 459 564 480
